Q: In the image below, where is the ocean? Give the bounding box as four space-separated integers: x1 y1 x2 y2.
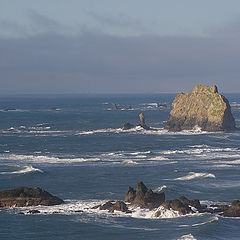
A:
0 93 240 240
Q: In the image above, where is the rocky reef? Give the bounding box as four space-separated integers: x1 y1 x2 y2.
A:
94 182 240 218
165 85 236 131
0 187 64 207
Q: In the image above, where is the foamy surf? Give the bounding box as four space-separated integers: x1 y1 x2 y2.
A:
0 154 101 165
175 172 216 181
16 199 198 220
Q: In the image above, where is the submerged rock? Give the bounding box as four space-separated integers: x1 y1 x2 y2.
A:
125 182 165 209
165 85 236 131
0 187 64 208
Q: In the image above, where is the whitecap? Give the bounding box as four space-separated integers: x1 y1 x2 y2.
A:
129 151 151 155
175 172 216 181
177 234 197 240
77 128 122 135
0 165 43 175
122 160 138 165
154 185 167 192
148 156 169 161
0 154 100 164
179 216 218 228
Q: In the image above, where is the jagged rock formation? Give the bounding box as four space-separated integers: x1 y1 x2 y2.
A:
0 187 64 207
165 85 236 131
93 181 240 217
125 182 165 209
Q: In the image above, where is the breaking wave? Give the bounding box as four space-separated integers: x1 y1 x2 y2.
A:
76 126 210 136
175 172 216 181
0 165 43 175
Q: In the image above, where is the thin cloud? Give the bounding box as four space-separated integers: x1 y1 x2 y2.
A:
84 10 147 32
0 16 240 93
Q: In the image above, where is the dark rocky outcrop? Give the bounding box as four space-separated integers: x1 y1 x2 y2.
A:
178 196 202 210
27 210 41 214
165 85 236 132
0 187 64 207
221 200 240 217
97 200 131 213
94 182 240 218
125 182 165 209
161 199 194 215
122 122 135 130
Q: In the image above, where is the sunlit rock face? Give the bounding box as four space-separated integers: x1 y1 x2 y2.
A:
165 85 236 132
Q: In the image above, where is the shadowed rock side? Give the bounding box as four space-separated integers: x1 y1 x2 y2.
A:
165 85 236 131
139 113 151 130
0 187 64 207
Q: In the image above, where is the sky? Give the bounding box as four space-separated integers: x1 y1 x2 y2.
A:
1 0 240 94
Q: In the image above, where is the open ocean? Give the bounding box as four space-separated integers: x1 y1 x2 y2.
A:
0 93 240 240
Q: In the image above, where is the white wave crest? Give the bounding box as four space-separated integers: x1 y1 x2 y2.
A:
0 154 100 164
0 165 43 175
77 128 122 135
177 234 197 240
175 172 216 181
122 160 138 165
154 185 167 192
148 156 169 161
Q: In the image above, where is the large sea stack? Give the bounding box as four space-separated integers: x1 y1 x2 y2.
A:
165 85 236 132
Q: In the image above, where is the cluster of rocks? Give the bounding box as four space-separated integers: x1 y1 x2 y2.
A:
0 187 64 208
165 85 236 132
122 113 155 130
1 183 240 218
94 182 240 217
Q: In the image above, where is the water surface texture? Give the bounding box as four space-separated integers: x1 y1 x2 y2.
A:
0 94 240 240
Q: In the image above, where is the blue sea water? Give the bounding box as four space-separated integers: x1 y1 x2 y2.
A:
0 93 240 240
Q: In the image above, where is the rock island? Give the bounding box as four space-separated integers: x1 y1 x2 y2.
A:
165 85 236 131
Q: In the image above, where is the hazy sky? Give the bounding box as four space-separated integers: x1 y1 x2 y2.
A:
1 0 240 94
